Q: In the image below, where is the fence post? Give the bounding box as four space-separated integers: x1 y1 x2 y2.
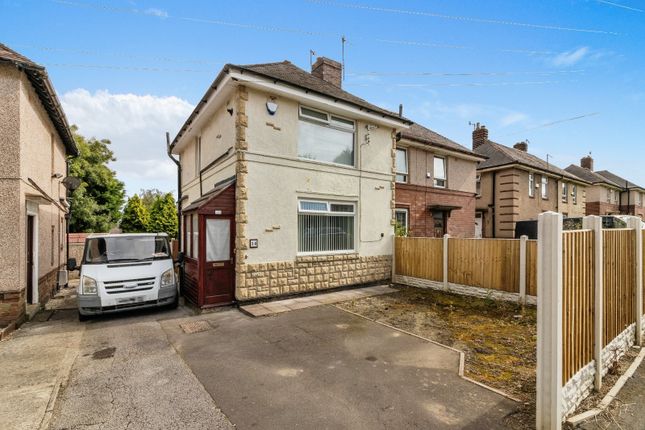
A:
627 217 643 346
583 215 604 390
519 235 528 305
443 234 450 291
536 212 563 430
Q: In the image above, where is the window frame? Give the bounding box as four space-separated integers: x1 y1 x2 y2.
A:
395 208 409 235
297 199 356 255
433 156 447 188
572 185 578 205
528 173 535 198
297 105 356 168
541 176 549 200
562 182 569 203
475 174 482 197
395 148 408 183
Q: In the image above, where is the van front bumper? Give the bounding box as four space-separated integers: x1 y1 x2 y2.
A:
78 285 178 316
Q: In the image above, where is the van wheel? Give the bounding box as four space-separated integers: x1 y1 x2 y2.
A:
78 312 90 322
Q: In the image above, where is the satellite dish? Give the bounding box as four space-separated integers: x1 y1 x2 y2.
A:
62 176 82 191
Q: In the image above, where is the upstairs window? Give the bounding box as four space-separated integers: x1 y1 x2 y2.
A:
433 156 447 188
528 173 535 197
476 174 481 197
562 182 569 203
298 200 355 253
298 106 355 167
572 185 578 205
541 176 549 199
395 148 408 183
607 189 612 204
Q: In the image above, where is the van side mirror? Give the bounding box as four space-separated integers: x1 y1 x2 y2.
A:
67 258 78 271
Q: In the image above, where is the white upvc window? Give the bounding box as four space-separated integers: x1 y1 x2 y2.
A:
395 148 408 183
298 106 355 167
395 208 409 235
298 200 355 254
541 176 549 199
433 156 447 188
562 182 568 203
572 185 578 205
607 189 612 204
529 173 535 197
476 174 481 197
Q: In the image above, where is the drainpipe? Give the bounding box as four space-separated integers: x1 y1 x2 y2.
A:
491 171 497 238
626 180 630 215
166 132 184 292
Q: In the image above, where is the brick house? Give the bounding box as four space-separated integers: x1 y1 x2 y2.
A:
170 57 411 307
0 44 78 330
565 156 623 216
471 124 589 238
394 124 484 238
595 170 645 218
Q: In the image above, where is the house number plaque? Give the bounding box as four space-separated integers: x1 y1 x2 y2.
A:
249 239 258 248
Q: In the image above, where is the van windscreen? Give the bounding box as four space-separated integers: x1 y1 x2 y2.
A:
84 236 170 264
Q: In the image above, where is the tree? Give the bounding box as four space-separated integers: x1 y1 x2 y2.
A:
120 194 150 233
68 127 125 232
139 188 164 212
148 193 178 238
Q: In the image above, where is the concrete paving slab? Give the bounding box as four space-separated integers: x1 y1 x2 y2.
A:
163 305 518 429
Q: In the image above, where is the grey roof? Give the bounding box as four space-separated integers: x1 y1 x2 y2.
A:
596 170 644 190
564 165 621 188
475 140 586 182
171 60 411 149
399 123 482 158
0 43 78 156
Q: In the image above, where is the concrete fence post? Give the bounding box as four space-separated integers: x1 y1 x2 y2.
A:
537 212 563 430
519 235 528 305
583 215 604 390
627 217 643 346
443 234 450 291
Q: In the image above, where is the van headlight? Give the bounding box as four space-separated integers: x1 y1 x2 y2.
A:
81 276 98 295
161 269 175 288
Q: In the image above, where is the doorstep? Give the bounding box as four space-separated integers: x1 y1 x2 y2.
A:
239 285 396 317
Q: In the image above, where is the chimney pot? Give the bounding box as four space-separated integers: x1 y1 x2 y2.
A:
472 123 488 151
581 155 594 171
311 57 342 88
513 142 528 152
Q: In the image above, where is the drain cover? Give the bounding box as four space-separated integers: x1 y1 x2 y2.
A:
179 320 213 334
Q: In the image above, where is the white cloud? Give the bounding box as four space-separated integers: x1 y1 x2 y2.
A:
551 47 590 67
409 100 529 129
61 89 193 195
144 8 168 18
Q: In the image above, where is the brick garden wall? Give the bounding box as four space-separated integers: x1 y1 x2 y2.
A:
585 201 620 216
236 254 391 300
395 183 476 238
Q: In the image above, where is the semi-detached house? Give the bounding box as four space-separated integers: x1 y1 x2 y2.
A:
170 57 411 307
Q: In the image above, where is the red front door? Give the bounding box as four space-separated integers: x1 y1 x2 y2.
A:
202 216 235 305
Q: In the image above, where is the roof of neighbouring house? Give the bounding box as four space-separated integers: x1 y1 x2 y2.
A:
474 140 587 182
399 123 483 158
0 43 78 156
564 164 622 188
595 170 644 191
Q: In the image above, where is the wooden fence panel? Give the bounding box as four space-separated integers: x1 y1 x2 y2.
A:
527 240 538 296
562 230 595 383
447 238 520 293
395 237 443 282
603 229 636 347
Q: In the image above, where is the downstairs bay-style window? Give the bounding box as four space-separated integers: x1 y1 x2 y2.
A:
298 200 355 253
298 106 355 167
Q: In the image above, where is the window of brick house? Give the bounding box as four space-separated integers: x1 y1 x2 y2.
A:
476 174 481 197
529 173 535 197
395 148 408 183
194 137 201 179
298 106 355 167
395 208 409 235
562 182 568 203
572 185 578 205
433 156 447 188
298 200 355 253
541 176 549 199
607 189 612 204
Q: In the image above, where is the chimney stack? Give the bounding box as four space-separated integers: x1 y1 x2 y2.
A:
472 123 488 150
311 57 342 88
581 155 594 171
513 141 528 152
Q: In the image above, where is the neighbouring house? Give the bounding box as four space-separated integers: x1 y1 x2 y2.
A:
170 57 411 307
471 124 589 238
0 44 78 329
595 169 645 218
565 156 623 216
394 123 485 238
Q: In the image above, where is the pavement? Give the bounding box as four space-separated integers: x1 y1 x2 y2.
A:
2 285 519 430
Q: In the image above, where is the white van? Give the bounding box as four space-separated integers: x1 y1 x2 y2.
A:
69 233 179 320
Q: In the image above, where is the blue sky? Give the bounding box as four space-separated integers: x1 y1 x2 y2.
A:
1 0 644 195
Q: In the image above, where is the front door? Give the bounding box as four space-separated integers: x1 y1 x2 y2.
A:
475 212 483 239
203 216 235 305
26 216 35 304
432 210 446 238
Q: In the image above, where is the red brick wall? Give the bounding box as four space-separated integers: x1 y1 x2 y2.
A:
624 205 645 218
0 290 25 328
396 184 476 238
586 201 621 216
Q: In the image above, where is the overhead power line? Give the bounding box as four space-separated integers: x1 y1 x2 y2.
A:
50 0 560 57
306 0 621 35
348 69 585 78
347 80 578 88
501 112 601 136
595 0 644 13
45 63 213 73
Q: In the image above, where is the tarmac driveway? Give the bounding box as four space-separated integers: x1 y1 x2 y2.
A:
162 305 518 429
